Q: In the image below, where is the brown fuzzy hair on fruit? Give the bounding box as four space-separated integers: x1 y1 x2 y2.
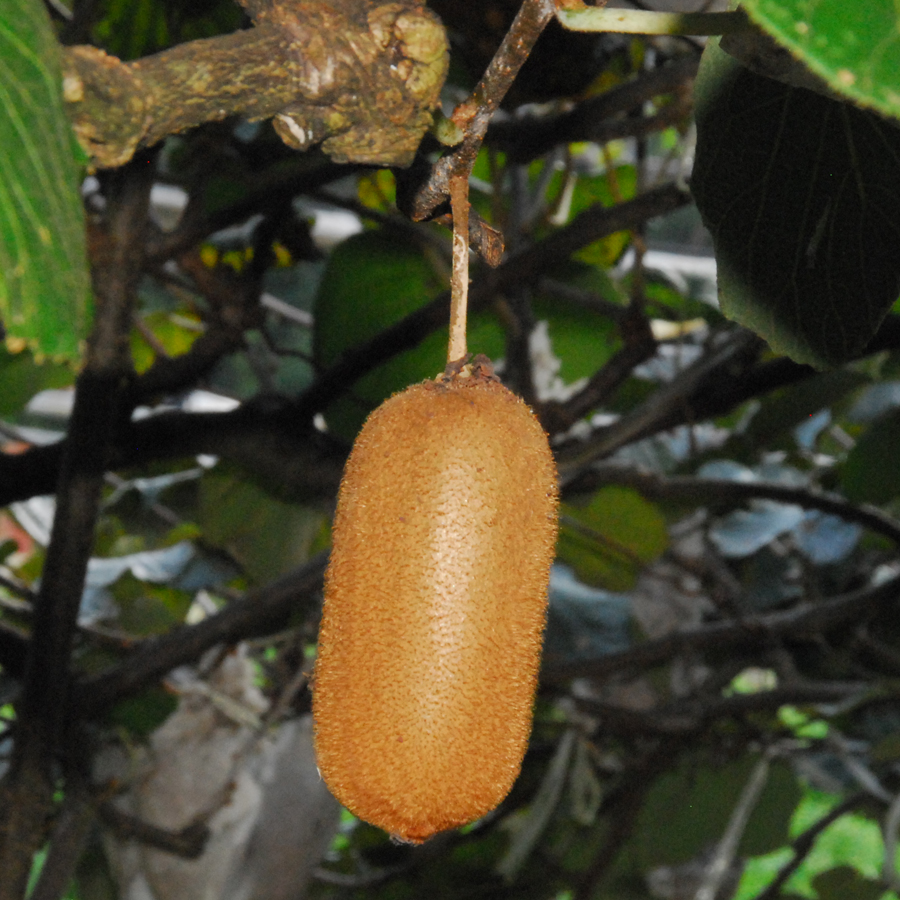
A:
313 360 559 843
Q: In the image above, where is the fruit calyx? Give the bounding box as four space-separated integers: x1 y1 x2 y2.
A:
438 352 500 384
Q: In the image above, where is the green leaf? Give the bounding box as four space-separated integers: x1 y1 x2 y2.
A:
571 166 637 268
130 310 204 374
0 1 93 362
110 573 192 636
557 486 668 590
634 755 800 868
534 262 622 385
199 464 325 584
314 229 505 437
93 0 244 60
741 0 900 124
840 407 900 503
692 41 900 368
107 687 178 738
0 345 74 417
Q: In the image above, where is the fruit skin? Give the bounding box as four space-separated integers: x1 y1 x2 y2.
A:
313 367 558 843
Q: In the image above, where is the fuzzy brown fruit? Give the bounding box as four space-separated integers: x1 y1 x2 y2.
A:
313 366 559 843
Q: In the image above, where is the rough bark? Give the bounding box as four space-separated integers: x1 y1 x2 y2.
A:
62 0 448 169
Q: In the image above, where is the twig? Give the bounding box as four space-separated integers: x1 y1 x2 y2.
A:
98 803 209 859
694 755 770 900
0 573 36 604
541 321 657 432
489 54 700 163
557 5 749 36
28 779 96 900
883 790 900 894
557 328 761 475
448 173 470 365
145 157 354 264
73 550 328 717
538 278 628 322
407 0 557 222
572 465 900 549
571 683 868 736
542 569 900 683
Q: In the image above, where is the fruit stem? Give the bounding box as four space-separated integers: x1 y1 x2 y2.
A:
448 173 470 366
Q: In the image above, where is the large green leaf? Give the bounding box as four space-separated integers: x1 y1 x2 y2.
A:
633 755 800 867
741 0 900 124
557 486 668 591
199 464 325 584
692 41 900 368
314 229 505 438
0 1 92 363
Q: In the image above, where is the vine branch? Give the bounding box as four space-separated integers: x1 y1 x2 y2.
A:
63 0 447 169
404 0 557 222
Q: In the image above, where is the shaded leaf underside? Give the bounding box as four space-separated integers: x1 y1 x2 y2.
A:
692 41 900 368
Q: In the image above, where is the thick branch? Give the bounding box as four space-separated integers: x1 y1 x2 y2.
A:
0 404 346 508
62 0 448 169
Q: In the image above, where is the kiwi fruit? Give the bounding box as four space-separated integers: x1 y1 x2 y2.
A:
313 360 559 843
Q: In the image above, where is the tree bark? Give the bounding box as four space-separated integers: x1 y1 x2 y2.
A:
62 0 448 169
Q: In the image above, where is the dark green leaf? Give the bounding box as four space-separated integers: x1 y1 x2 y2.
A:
110 573 192 636
314 229 504 437
634 755 800 867
93 0 243 60
692 41 900 368
742 0 900 123
0 1 93 362
0 346 74 417
811 866 884 900
557 486 668 591
107 687 178 738
534 262 621 384
199 465 325 583
840 407 900 502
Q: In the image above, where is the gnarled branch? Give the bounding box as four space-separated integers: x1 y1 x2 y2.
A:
63 0 448 169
